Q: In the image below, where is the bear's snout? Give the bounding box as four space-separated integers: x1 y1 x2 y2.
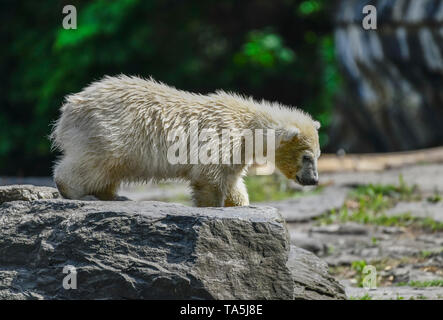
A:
296 171 319 186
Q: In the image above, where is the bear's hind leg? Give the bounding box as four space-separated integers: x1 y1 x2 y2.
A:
190 181 225 207
54 155 120 200
54 156 88 199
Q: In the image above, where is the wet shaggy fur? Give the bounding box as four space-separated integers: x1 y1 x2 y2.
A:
51 75 320 207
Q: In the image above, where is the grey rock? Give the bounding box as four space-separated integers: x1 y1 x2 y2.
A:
359 247 381 259
0 185 60 204
290 232 326 255
380 226 405 235
0 197 345 300
392 267 410 284
324 254 363 267
382 245 422 258
416 235 443 246
386 201 443 222
415 256 443 273
408 270 443 284
344 284 443 300
380 265 443 286
320 164 443 193
289 246 345 300
310 223 368 235
259 187 349 222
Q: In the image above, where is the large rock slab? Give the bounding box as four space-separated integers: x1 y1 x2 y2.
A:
0 187 345 300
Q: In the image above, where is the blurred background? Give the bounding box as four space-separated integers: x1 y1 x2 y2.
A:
1 0 443 176
2 0 443 300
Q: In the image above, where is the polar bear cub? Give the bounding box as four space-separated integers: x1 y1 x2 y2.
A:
51 75 320 207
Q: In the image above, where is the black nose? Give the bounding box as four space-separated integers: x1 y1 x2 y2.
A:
306 177 318 185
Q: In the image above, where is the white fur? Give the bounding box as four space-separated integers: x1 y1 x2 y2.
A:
51 75 318 206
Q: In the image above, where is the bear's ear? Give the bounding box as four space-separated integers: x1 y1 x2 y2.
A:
276 127 300 145
313 121 321 130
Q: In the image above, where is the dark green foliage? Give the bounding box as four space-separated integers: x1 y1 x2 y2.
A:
1 0 339 175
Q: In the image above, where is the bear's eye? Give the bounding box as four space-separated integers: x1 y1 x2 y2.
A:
302 155 311 162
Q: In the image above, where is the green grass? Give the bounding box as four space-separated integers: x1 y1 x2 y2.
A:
350 260 383 289
410 295 428 300
349 293 373 300
421 250 433 258
396 280 443 288
316 176 443 231
320 209 443 231
417 217 443 231
427 191 442 203
245 174 323 202
421 248 443 258
347 175 419 208
351 260 368 288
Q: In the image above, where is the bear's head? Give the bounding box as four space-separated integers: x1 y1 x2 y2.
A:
275 120 320 186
